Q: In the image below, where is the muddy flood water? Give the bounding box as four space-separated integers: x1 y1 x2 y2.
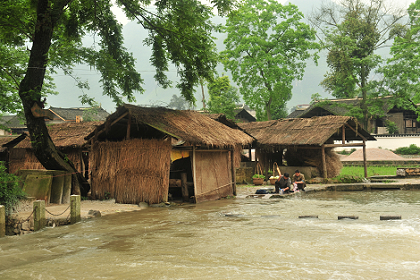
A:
1 190 420 279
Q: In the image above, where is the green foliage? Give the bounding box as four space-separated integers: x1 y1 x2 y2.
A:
310 0 406 128
0 163 26 215
82 104 101 122
385 120 399 135
252 174 265 179
221 0 319 121
378 0 420 120
207 76 240 119
395 144 420 155
337 148 356 155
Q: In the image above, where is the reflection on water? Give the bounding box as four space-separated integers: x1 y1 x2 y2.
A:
1 191 420 279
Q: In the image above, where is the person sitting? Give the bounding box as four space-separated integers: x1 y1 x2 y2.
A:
292 169 306 192
275 172 291 194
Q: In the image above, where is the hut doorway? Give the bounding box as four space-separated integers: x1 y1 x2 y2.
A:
169 153 194 202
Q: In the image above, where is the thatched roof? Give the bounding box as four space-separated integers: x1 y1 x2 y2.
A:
0 115 26 128
239 115 375 147
0 134 27 152
15 122 101 149
88 105 254 148
48 106 109 121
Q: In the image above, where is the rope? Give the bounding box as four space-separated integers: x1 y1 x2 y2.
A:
45 205 70 217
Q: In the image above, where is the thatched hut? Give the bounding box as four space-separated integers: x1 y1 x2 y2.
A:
239 116 375 178
86 104 254 204
7 122 101 176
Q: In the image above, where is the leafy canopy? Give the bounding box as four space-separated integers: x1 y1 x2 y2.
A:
207 75 239 119
221 0 318 121
0 0 234 113
378 0 420 118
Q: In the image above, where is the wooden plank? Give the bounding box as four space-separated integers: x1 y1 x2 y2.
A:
181 173 189 202
321 144 327 178
230 150 236 196
192 146 197 203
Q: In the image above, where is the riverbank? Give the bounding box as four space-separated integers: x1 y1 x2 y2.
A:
6 177 420 235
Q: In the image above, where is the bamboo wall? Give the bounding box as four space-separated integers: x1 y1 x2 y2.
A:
90 138 171 204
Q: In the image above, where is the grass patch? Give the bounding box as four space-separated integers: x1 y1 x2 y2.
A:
339 165 420 177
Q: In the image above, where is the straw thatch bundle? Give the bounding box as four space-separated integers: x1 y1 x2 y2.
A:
284 148 342 178
90 138 171 204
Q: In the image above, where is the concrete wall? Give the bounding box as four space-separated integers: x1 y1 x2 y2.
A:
335 135 420 151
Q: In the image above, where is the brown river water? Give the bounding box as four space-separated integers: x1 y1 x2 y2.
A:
1 190 420 279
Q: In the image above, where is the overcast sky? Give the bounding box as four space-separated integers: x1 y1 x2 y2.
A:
111 0 417 25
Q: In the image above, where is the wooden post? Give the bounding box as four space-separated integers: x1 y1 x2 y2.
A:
70 195 81 224
0 205 5 238
363 140 368 178
181 172 189 202
33 200 45 231
342 125 346 144
126 113 131 140
231 150 237 196
192 146 197 203
321 145 327 178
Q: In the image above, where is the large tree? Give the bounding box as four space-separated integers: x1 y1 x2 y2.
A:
309 0 406 129
221 0 318 121
0 0 233 195
378 0 420 115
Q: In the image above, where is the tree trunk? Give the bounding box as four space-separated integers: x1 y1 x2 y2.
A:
18 0 88 196
360 66 369 130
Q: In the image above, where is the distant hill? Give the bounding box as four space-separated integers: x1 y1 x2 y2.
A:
49 0 392 114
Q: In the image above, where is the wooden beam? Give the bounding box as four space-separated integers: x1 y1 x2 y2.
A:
95 112 129 137
345 123 367 142
321 144 327 178
363 140 368 178
342 125 346 144
323 143 365 148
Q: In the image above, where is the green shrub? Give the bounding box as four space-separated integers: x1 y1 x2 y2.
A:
0 163 26 215
395 144 420 155
337 148 356 155
333 175 364 183
252 174 265 179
